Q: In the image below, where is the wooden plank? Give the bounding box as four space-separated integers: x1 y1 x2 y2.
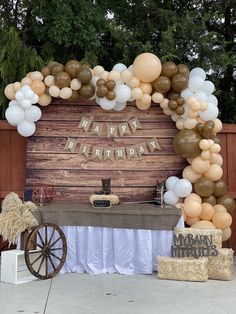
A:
11 131 26 191
26 169 183 187
217 133 228 183
0 130 12 193
26 153 186 171
227 134 236 196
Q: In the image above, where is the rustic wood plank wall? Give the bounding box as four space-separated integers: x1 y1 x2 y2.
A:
25 100 186 202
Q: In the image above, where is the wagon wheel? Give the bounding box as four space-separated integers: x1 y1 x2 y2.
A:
24 223 67 280
32 187 45 205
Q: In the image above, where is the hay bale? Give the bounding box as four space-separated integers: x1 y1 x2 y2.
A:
208 248 234 281
89 194 120 205
157 256 208 282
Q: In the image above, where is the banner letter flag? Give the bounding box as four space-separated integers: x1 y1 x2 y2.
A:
78 143 91 158
104 147 115 160
118 122 131 136
64 138 78 153
78 116 92 132
147 138 161 152
136 142 148 156
128 117 142 133
91 122 104 136
92 146 104 160
126 145 138 160
107 123 118 137
115 147 126 160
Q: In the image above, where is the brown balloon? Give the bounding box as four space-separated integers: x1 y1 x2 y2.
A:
51 63 65 76
217 195 236 211
77 68 92 84
107 91 116 100
68 90 80 102
96 79 106 87
161 61 178 79
96 85 109 98
194 177 214 197
176 97 185 106
212 135 221 144
213 180 227 198
174 129 202 159
153 76 171 93
65 60 81 78
175 106 185 115
195 123 204 136
44 86 50 95
41 66 51 77
168 100 178 111
54 71 71 88
177 64 189 77
79 83 95 99
202 125 214 139
105 80 116 91
47 61 58 71
202 195 217 206
167 90 180 100
171 74 188 93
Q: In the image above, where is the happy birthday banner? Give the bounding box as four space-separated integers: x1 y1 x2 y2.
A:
64 137 161 160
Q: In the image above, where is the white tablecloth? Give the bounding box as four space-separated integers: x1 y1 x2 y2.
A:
59 216 184 275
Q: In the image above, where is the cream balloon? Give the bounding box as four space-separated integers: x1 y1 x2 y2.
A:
131 87 143 100
38 93 52 106
199 139 211 151
59 87 73 99
221 227 232 241
4 84 15 100
213 118 222 134
129 77 140 88
120 70 133 83
139 82 152 94
30 71 44 81
13 82 22 92
44 75 55 87
93 65 105 77
49 85 60 98
70 79 82 91
21 77 32 86
108 71 120 81
210 153 223 166
152 92 164 104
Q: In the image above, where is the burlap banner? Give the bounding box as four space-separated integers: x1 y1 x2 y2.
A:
78 116 142 137
64 137 161 161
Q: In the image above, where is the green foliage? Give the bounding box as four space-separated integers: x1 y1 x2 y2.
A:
0 0 235 122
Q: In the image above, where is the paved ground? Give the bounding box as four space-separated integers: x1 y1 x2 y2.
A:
0 263 236 314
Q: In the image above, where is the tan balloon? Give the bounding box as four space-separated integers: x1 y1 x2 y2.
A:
152 92 164 104
199 139 211 151
133 53 162 82
129 77 140 88
44 75 55 87
131 87 143 100
140 82 152 94
120 70 133 83
38 93 52 106
183 201 202 218
59 87 73 99
163 108 173 115
184 193 202 204
30 71 44 81
191 220 216 229
186 216 200 226
4 84 15 100
21 77 32 86
204 164 223 181
210 153 223 166
13 82 21 92
93 65 105 77
171 113 179 122
212 212 232 229
136 96 151 110
159 98 169 109
192 157 210 174
30 80 45 95
213 118 222 134
49 85 60 98
70 79 82 91
214 204 227 213
199 203 215 220
182 165 202 183
221 227 232 241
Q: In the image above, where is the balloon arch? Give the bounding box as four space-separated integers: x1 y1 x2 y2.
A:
4 52 235 240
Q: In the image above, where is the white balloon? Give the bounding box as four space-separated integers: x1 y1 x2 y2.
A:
189 67 206 80
20 85 31 93
91 75 99 87
188 76 204 92
207 95 218 106
32 94 39 104
15 90 24 102
128 65 134 73
24 90 35 99
112 63 127 73
181 104 190 119
9 100 18 107
24 106 42 122
199 102 219 120
181 88 193 100
115 84 131 102
173 179 192 197
99 98 116 110
17 119 36 137
194 91 208 102
165 176 179 191
19 98 32 109
5 105 25 125
202 80 215 95
164 191 179 205
113 101 127 111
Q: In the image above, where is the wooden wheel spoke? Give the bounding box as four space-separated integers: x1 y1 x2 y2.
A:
27 250 43 255
36 243 43 249
48 228 55 246
50 251 62 262
30 252 44 266
37 255 45 274
45 256 48 276
50 236 61 248
45 226 48 245
50 248 63 251
48 255 56 271
37 231 45 246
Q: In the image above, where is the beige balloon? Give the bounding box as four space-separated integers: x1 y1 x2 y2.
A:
131 87 143 100
221 227 232 241
70 79 82 91
188 110 198 118
201 150 211 160
4 84 15 100
204 164 223 181
171 113 179 122
213 118 222 134
30 71 44 81
129 77 140 88
139 82 152 94
184 193 202 204
210 143 221 153
38 93 52 106
163 108 173 116
159 98 169 109
152 92 164 104
136 97 151 110
44 75 55 87
210 153 223 166
191 220 216 229
133 52 162 82
13 82 22 92
183 201 202 218
214 204 227 213
93 65 105 77
21 77 32 86
100 71 109 80
212 212 232 230
199 203 215 220
183 118 197 129
108 71 120 81
199 139 211 151
49 85 60 97
120 70 133 83
186 216 200 226
59 87 73 99
191 156 211 174
176 118 184 130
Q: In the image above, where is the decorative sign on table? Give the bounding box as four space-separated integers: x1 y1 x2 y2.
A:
64 116 161 160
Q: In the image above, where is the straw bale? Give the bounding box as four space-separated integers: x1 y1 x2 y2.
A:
157 256 208 282
89 194 120 205
208 248 234 281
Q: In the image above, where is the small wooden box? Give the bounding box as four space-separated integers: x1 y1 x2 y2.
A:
1 249 37 284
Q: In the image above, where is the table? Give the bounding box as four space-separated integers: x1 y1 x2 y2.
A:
35 202 184 274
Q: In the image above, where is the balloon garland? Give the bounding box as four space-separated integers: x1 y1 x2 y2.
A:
3 53 235 240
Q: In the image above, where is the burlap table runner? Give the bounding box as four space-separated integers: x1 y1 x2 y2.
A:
35 202 181 230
